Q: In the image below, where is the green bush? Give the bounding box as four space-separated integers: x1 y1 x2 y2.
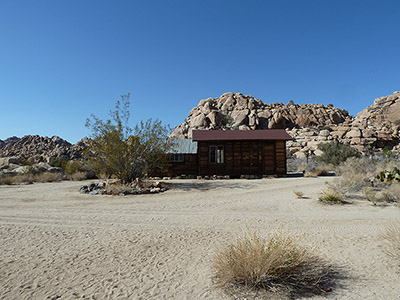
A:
85 93 171 183
316 142 360 166
49 156 69 169
64 160 85 175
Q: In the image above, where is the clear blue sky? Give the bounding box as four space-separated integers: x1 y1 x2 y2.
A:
1 0 399 143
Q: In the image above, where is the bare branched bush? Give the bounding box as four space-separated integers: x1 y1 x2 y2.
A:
335 156 377 177
213 231 334 296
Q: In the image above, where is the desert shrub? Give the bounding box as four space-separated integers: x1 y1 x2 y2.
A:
213 231 333 295
389 184 400 201
362 187 378 204
64 160 86 175
34 173 63 183
293 191 304 199
319 187 345 204
49 156 69 169
68 172 88 181
304 167 330 177
383 224 400 265
0 173 62 185
335 156 376 177
337 172 371 194
394 119 400 126
85 93 171 183
316 142 361 166
0 176 18 185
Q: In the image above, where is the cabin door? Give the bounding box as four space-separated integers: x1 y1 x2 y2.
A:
263 143 275 174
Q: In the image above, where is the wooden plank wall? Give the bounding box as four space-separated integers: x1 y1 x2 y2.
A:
198 140 287 176
151 154 198 177
168 154 198 176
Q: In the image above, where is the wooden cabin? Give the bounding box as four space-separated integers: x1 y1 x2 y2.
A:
192 129 292 177
159 129 292 178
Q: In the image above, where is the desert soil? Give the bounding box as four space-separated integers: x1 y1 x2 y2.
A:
0 177 399 300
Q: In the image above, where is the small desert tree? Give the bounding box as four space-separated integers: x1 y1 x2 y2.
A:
85 93 171 182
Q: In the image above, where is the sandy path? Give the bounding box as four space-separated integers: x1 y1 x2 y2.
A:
0 177 399 300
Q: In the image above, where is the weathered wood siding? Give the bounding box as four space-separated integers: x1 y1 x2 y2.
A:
166 154 198 176
197 140 286 176
150 154 198 177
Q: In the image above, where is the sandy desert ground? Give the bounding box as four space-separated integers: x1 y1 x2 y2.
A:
0 176 399 300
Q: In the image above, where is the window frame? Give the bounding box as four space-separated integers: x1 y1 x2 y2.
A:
168 153 184 162
209 145 224 164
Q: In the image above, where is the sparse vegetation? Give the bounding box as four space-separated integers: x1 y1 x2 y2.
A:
316 142 361 166
49 156 69 169
213 231 334 296
67 171 88 181
383 224 400 265
304 167 330 177
319 187 345 204
293 191 304 199
0 173 62 185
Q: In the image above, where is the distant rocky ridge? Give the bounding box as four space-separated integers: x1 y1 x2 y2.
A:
0 135 90 163
170 91 400 156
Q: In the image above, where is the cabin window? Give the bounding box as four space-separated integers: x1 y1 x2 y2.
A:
210 145 224 164
168 154 184 162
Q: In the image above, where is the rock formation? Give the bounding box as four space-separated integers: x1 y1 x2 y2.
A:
170 92 351 139
170 92 400 157
0 135 90 163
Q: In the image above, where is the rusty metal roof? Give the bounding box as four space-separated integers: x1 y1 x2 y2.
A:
192 129 293 141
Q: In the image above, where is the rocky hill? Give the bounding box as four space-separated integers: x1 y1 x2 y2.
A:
0 135 90 163
170 92 351 139
170 91 400 156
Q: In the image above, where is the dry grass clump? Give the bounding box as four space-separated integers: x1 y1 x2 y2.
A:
293 191 304 199
0 173 62 185
213 231 334 296
67 172 88 181
383 224 400 265
363 186 399 205
319 187 345 204
304 167 330 177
